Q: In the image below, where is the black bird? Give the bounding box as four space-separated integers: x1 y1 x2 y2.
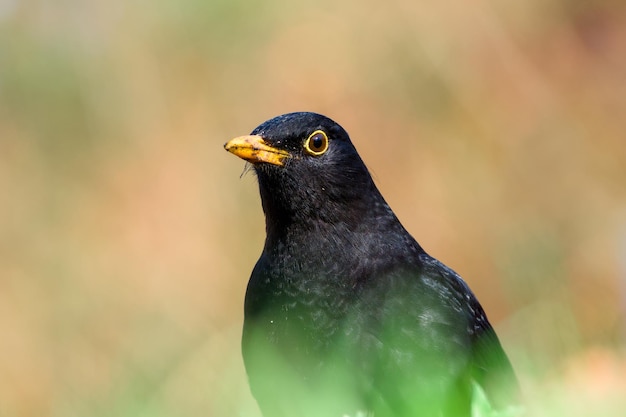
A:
224 112 519 417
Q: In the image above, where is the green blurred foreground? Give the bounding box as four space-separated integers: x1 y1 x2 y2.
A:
1 0 625 416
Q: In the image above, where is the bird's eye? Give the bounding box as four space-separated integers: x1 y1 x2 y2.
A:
304 130 329 156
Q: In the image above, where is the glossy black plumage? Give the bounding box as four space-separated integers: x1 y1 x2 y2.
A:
225 112 519 417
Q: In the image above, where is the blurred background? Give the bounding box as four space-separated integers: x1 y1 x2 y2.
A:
1 0 625 416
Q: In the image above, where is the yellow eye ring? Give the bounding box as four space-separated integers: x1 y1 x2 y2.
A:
304 130 329 156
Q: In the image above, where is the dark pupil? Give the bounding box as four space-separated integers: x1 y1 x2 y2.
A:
311 134 324 150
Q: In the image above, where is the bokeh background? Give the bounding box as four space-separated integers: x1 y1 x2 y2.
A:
1 0 625 416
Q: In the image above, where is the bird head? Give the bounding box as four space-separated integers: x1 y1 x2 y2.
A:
224 112 386 230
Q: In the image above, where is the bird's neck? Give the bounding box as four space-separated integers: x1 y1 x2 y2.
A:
259 178 393 240
258 180 424 275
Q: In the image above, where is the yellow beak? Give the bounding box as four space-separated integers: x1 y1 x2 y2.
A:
224 135 290 166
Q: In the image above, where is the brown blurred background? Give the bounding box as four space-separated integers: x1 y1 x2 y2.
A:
1 0 625 416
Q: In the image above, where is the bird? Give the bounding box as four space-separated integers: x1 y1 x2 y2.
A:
224 112 520 417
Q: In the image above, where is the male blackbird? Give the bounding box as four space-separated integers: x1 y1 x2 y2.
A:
224 112 519 417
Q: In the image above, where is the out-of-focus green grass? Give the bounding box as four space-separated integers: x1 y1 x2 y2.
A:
1 0 625 416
